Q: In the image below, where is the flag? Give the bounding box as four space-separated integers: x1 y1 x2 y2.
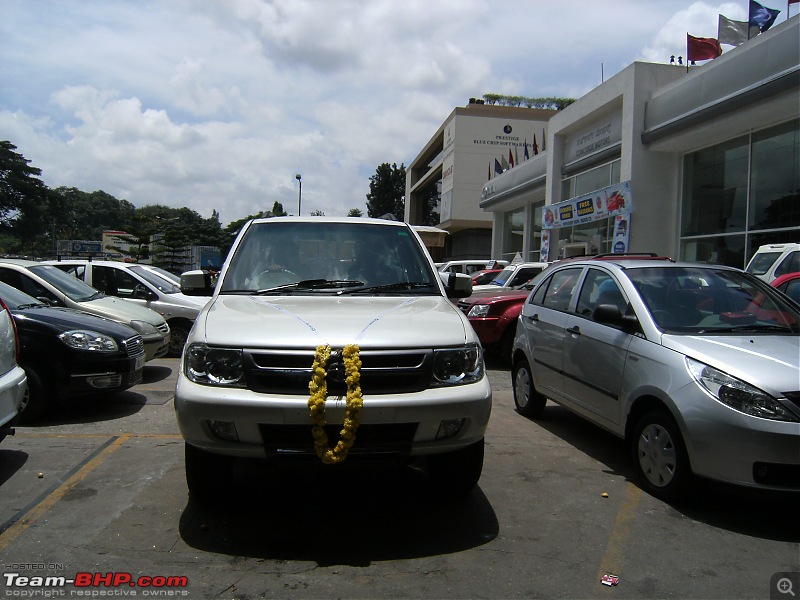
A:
508 148 515 168
687 34 722 61
532 134 539 156
718 14 759 45
523 139 530 161
514 145 520 166
501 154 509 171
749 0 780 31
488 163 491 180
494 158 502 175
790 0 800 4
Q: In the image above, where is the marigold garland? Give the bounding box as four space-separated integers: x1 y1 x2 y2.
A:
307 343 363 464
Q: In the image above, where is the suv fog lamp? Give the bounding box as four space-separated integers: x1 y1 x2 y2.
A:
186 344 244 386
209 420 239 442
686 357 799 422
436 418 465 440
432 345 483 386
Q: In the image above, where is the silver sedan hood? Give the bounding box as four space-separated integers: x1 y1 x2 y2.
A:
195 295 471 349
661 334 800 397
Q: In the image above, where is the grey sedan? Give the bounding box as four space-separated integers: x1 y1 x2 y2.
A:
511 259 800 501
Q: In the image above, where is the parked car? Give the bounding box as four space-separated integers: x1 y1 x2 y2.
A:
471 269 503 286
512 258 800 500
0 297 27 444
745 243 800 283
0 259 170 361
44 260 207 357
0 281 146 422
439 259 508 275
175 217 492 502
472 262 549 291
771 272 800 303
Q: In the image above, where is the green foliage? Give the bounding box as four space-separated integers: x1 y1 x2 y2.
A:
366 163 406 219
347 208 363 217
481 94 576 110
271 201 287 217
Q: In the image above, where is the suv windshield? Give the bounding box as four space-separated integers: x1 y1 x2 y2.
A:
220 220 438 295
628 266 799 333
745 251 783 275
129 265 181 293
28 265 103 302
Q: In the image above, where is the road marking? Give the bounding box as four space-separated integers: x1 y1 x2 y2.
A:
592 482 642 594
0 434 131 550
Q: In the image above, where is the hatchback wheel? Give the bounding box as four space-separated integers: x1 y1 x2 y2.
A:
632 410 691 501
512 358 547 418
184 442 234 503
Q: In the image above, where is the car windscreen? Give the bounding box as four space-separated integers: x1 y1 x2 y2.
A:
219 220 439 295
28 265 102 302
627 266 799 333
129 265 181 293
488 266 515 286
745 251 782 275
0 280 43 308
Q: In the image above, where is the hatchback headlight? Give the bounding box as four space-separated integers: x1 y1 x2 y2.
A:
686 357 799 422
185 344 244 386
431 344 484 386
59 330 118 352
467 304 490 318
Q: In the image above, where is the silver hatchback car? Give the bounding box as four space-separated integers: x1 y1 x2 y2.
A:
512 259 800 501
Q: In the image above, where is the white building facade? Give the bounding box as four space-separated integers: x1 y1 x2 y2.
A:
479 17 798 267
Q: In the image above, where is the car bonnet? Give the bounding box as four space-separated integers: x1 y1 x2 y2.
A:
196 295 471 349
661 333 800 397
81 296 167 326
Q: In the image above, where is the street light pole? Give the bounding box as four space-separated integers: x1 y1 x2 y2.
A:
295 173 302 216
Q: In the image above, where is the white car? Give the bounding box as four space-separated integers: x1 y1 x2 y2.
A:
0 259 170 362
44 260 207 357
745 243 800 283
472 262 549 291
176 217 492 502
0 297 28 444
438 259 508 275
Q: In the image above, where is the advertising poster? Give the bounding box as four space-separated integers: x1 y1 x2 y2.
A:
541 180 633 230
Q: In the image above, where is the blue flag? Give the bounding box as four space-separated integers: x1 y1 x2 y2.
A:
494 158 503 175
749 0 780 32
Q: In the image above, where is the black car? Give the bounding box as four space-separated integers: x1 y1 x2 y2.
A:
0 281 146 422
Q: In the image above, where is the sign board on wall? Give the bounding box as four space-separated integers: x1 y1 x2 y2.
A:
564 112 622 164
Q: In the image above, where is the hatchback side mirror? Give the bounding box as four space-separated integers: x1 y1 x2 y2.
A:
592 303 639 331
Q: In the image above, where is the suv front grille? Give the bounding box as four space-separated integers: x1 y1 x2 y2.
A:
243 348 433 395
122 336 145 358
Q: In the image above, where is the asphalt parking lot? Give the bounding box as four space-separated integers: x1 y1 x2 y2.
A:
1 357 798 599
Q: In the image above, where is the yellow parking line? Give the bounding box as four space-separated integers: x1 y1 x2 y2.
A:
0 434 131 551
592 483 642 594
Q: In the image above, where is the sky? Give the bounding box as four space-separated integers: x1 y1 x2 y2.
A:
1 0 795 228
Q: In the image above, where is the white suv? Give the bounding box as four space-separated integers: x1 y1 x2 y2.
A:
176 217 492 501
745 243 800 283
44 260 207 357
0 298 28 444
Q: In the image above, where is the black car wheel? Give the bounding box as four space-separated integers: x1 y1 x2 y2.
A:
512 357 546 418
632 409 692 502
426 439 485 498
184 442 234 503
17 366 51 424
167 323 191 357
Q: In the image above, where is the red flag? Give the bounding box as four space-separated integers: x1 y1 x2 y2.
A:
508 148 515 168
532 134 539 156
790 0 799 4
687 34 722 61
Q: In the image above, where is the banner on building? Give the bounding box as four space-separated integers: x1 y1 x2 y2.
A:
541 180 633 230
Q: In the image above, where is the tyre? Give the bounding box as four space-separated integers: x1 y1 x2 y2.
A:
632 409 692 502
512 357 546 418
500 324 516 365
167 323 191 357
17 366 51 424
426 439 485 498
184 442 234 503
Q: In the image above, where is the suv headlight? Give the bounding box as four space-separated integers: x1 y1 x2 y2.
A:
687 357 799 422
129 320 160 336
467 304 490 318
185 344 244 386
59 330 118 352
431 343 484 386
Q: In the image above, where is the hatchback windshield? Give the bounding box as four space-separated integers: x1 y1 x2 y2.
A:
220 220 438 295
628 266 799 333
28 265 103 302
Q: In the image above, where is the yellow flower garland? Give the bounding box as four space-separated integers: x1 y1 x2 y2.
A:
307 344 363 464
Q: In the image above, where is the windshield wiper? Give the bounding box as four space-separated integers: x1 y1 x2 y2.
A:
254 279 364 295
697 324 795 333
337 282 435 295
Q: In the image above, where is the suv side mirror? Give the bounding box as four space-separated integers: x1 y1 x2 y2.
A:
440 272 473 299
181 270 215 297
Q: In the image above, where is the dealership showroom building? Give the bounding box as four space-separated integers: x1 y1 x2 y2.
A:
406 16 798 267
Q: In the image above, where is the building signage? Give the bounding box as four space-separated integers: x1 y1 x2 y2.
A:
564 112 622 163
56 240 103 254
542 180 633 230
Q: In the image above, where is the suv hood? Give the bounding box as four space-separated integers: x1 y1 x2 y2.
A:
197 295 471 349
662 334 800 396
79 296 166 326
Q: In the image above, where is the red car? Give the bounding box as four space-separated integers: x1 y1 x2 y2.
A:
771 271 800 303
471 269 502 286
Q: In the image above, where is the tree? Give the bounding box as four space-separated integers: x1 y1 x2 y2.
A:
271 202 287 217
347 208 363 217
0 141 49 254
310 210 325 216
366 163 406 219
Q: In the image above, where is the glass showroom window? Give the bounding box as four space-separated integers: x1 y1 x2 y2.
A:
681 119 799 267
528 200 544 261
560 159 620 253
502 208 525 262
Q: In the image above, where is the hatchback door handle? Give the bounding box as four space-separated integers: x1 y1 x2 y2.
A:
525 314 539 323
566 325 580 335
